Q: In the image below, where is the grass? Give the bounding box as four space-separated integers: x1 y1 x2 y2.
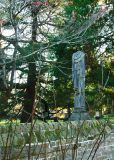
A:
0 119 20 125
0 114 114 125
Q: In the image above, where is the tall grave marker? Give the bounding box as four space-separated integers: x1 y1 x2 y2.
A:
70 51 89 120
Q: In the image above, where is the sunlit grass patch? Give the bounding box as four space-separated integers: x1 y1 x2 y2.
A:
0 120 20 125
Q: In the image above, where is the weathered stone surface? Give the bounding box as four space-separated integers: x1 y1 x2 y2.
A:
0 121 113 160
70 51 89 120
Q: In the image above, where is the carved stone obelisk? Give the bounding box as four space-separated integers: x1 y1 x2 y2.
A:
70 51 89 120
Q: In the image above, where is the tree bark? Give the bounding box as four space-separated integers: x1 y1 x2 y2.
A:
21 7 37 123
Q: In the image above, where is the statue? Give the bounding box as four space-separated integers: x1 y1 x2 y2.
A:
70 51 89 120
72 51 85 109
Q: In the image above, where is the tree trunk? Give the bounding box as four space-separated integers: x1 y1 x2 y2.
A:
21 7 37 123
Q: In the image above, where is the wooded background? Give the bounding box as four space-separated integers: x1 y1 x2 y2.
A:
0 0 114 122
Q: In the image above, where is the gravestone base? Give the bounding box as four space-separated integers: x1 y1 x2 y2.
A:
69 108 90 121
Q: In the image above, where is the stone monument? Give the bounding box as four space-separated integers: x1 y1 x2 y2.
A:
70 51 89 120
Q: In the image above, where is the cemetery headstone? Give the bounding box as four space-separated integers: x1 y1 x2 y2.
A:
70 51 89 120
